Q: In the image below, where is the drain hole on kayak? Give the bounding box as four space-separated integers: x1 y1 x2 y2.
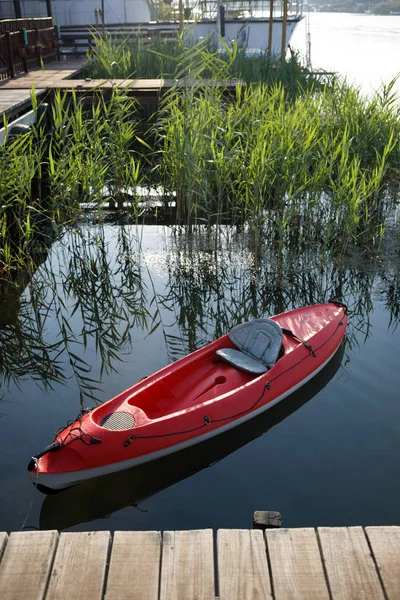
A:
215 376 226 384
101 412 135 431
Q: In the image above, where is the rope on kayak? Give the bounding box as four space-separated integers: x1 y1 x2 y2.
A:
27 408 101 472
20 458 40 531
123 316 346 446
54 408 102 449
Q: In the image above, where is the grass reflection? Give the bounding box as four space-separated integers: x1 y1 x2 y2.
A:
1 223 400 402
0 225 150 403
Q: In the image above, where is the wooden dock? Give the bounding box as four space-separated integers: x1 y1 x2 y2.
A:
0 61 83 119
0 527 399 599
0 60 241 120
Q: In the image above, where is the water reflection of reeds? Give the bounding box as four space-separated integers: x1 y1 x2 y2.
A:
1 223 400 403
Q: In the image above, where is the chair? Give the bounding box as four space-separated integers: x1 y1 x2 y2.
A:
216 318 283 375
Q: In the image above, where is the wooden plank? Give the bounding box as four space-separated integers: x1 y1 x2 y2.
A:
266 528 330 600
0 530 58 600
0 89 45 117
0 533 8 561
160 529 214 600
45 531 110 600
105 531 161 600
318 526 385 600
218 529 272 600
366 526 400 600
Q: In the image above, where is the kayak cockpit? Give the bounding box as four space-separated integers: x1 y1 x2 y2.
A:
215 318 283 375
91 321 289 425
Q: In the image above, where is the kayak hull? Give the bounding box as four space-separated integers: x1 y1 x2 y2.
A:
29 303 347 490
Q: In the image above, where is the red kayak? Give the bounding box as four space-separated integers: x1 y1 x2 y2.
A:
28 302 347 490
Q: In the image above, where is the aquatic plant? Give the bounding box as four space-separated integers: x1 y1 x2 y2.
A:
157 71 400 250
0 88 146 273
1 36 399 276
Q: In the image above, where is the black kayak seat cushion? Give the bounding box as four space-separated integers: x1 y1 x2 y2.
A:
216 318 283 374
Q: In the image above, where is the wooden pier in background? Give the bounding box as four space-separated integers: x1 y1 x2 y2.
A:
0 526 399 599
0 60 241 121
0 61 83 118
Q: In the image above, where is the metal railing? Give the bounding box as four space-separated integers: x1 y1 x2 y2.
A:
161 0 303 20
0 17 59 80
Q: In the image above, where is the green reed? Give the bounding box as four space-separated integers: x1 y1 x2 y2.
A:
1 35 399 275
157 65 400 250
1 88 146 274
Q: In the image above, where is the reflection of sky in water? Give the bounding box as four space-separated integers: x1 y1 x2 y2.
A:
291 14 400 94
1 224 400 532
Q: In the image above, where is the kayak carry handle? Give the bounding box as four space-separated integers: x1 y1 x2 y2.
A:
328 299 348 314
281 328 316 357
27 441 61 472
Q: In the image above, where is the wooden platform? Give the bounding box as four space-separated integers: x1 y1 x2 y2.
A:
0 61 83 119
0 527 399 599
0 60 242 119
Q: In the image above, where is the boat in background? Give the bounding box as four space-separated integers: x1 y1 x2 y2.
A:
0 0 303 55
28 302 347 491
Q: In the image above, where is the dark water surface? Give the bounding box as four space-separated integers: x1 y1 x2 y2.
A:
1 223 400 532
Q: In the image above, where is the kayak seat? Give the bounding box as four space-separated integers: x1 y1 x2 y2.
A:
216 318 283 375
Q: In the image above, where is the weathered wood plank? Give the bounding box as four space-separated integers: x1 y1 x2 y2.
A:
160 529 214 600
253 510 282 530
105 531 161 600
218 529 272 600
0 530 58 600
266 528 330 600
366 526 400 600
318 526 385 599
0 533 8 561
45 531 110 600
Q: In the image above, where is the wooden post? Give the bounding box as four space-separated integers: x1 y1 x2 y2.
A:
45 0 52 19
5 32 15 79
178 0 183 33
55 25 61 61
34 26 40 67
19 29 28 73
101 0 105 32
268 0 274 56
253 510 282 530
281 0 288 61
13 0 22 19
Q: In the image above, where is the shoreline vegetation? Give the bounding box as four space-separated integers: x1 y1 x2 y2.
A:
0 33 399 276
311 1 400 15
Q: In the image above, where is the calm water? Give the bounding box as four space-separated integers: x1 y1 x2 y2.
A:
1 14 400 533
1 222 400 533
291 13 400 93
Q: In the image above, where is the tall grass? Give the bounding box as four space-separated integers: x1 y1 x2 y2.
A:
0 89 146 274
1 36 399 276
157 70 400 251
83 31 329 94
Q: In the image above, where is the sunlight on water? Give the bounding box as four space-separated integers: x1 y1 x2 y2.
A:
290 13 400 94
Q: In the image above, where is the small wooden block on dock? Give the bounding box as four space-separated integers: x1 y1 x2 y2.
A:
253 510 282 529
